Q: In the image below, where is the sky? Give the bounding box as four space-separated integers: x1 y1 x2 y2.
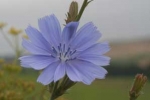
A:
0 0 150 56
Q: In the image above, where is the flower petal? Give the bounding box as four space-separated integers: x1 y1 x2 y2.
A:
19 55 58 70
54 62 66 82
25 26 52 51
68 60 106 85
74 42 110 66
70 22 101 51
38 14 61 47
62 22 79 44
92 66 108 79
69 60 107 84
22 39 50 55
66 62 82 82
20 62 31 68
77 55 110 66
79 42 110 55
37 61 60 85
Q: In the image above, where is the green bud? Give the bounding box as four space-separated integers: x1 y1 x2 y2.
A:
129 74 147 100
65 1 78 24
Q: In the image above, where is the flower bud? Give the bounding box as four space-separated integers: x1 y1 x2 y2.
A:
65 1 78 24
129 74 147 100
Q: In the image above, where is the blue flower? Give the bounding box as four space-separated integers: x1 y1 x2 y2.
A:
19 14 110 85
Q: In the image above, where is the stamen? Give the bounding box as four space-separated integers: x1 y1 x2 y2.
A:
58 46 60 51
64 48 70 57
59 58 61 60
57 44 76 62
59 53 61 57
69 51 72 55
59 43 62 52
63 44 65 52
52 47 57 54
70 50 76 55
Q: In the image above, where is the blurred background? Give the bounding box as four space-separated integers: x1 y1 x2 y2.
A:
0 0 150 100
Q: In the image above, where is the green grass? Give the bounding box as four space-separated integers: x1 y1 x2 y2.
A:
20 72 150 100
63 77 150 100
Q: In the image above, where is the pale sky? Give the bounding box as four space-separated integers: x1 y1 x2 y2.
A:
0 0 150 56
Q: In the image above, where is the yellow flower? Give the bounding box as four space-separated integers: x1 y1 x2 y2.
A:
0 22 7 29
22 34 29 39
9 27 22 35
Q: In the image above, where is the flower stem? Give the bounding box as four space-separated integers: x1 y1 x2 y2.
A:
0 29 15 50
14 35 20 64
130 97 136 100
50 81 59 100
76 0 93 21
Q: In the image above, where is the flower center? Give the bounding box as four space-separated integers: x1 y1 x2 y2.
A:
53 43 76 62
60 53 69 62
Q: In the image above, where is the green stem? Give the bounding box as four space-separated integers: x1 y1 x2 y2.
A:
130 97 136 100
76 0 93 21
14 35 20 64
53 77 76 98
60 75 68 87
1 29 21 64
52 76 68 99
49 82 54 93
50 81 59 100
0 29 15 50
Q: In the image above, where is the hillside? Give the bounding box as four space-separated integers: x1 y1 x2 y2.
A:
107 40 150 58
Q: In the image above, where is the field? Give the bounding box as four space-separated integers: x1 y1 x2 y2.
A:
65 77 150 100
1 38 150 100
21 73 149 100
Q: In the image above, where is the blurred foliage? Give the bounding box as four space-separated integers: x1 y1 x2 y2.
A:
0 59 35 100
9 27 22 36
0 22 7 29
0 22 68 100
106 53 150 77
65 77 150 100
0 22 46 100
